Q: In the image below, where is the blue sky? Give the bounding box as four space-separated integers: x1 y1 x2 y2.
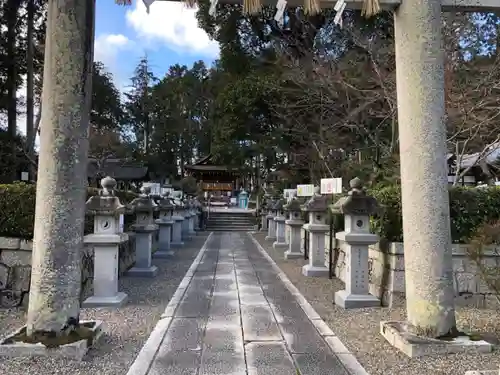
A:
94 0 219 89
15 1 219 138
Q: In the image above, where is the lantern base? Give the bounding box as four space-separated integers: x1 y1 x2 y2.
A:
272 241 288 250
335 290 380 309
284 251 302 259
153 250 175 258
83 292 128 308
126 265 158 278
302 264 329 277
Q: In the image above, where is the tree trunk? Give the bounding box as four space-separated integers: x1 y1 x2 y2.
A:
6 0 20 182
26 0 96 339
26 0 35 181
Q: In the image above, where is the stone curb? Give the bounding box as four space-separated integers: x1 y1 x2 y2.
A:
125 232 214 375
248 233 370 375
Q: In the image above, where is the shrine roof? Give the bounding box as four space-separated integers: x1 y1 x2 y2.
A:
184 153 240 172
87 158 149 180
185 164 233 171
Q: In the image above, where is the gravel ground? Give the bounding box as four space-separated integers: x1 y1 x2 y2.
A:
0 233 209 375
252 232 500 375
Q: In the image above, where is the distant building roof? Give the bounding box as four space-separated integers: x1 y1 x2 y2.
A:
87 158 149 180
458 142 500 169
184 153 240 173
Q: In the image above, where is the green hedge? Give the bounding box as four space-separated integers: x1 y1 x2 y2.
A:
369 185 500 243
0 182 138 240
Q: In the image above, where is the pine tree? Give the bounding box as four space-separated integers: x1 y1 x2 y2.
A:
123 55 157 156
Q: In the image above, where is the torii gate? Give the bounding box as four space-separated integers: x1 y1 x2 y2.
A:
29 0 498 350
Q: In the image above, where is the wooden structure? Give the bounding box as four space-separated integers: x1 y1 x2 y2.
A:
184 154 241 194
87 158 150 190
446 154 476 186
447 146 500 186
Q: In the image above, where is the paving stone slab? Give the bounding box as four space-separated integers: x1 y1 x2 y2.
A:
204 315 244 353
138 232 365 375
148 318 205 375
175 292 212 318
239 292 268 305
246 342 297 375
241 304 282 342
199 349 247 375
293 351 351 375
208 295 240 316
213 277 238 292
239 284 265 295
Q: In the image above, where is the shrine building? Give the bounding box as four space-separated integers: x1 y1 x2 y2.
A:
184 154 243 196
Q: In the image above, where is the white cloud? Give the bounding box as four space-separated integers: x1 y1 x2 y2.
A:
94 33 133 68
10 34 131 138
125 0 219 58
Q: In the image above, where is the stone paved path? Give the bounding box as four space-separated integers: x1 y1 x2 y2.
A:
136 232 352 375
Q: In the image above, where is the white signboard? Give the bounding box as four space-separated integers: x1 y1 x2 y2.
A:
297 184 315 197
283 189 297 199
21 172 29 181
320 178 342 194
143 182 161 195
119 214 124 233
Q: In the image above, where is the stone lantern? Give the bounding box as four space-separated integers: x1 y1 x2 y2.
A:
302 186 330 277
265 199 277 241
181 198 193 241
171 194 185 247
187 197 197 236
127 186 159 277
284 196 304 259
154 191 175 258
82 176 128 307
273 199 287 249
260 194 271 232
331 177 380 309
193 197 202 231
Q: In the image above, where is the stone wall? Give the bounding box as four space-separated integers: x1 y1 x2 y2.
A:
117 233 136 274
298 228 500 308
0 233 137 309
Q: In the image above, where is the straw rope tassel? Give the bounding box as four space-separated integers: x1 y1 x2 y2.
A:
243 0 262 15
183 0 197 8
361 0 381 17
304 0 321 15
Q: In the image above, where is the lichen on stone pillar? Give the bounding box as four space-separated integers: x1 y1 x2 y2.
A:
394 0 457 338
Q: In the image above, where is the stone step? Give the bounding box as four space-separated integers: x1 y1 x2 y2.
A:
207 213 253 216
207 219 254 223
206 224 255 228
205 227 255 232
205 221 255 226
207 217 254 221
206 216 254 221
207 218 255 222
207 222 254 225
205 211 256 231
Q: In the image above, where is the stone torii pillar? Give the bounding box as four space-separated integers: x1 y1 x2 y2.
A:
25 0 97 336
337 0 500 355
